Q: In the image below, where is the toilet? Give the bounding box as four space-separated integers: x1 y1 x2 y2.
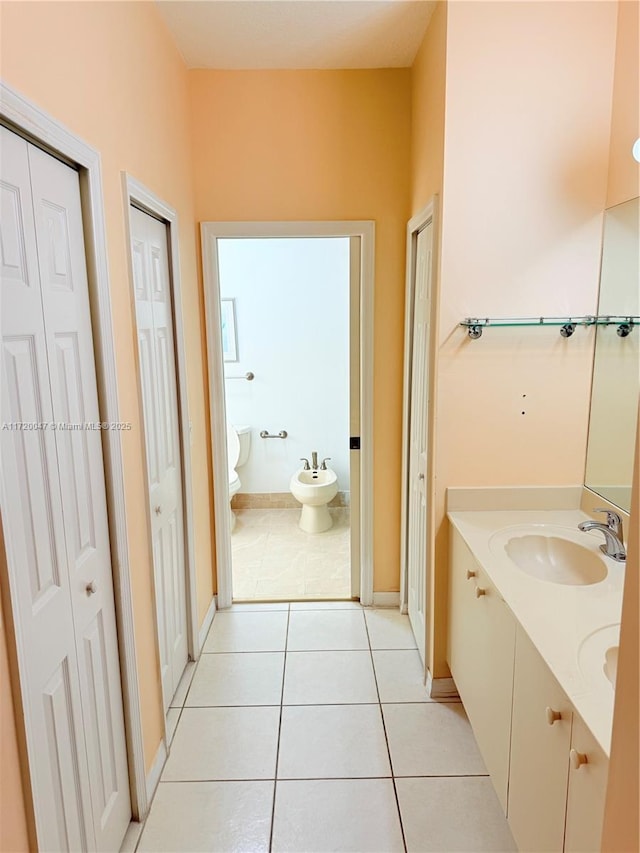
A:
290 466 338 533
227 424 251 530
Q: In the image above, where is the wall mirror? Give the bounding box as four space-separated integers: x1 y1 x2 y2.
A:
585 196 639 512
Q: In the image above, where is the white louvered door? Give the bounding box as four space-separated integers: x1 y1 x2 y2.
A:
129 206 187 712
0 127 130 852
407 221 433 664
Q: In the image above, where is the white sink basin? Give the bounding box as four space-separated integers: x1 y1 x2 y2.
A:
578 624 621 691
490 524 608 586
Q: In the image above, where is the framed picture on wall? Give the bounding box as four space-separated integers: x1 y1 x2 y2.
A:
220 298 239 362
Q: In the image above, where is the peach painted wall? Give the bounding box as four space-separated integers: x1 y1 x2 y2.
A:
188 69 412 592
606 0 640 207
0 586 31 853
411 0 447 216
429 1 618 676
1 0 215 826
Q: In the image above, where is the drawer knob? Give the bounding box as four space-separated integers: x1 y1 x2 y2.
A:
570 749 588 770
86 581 97 596
545 707 562 726
466 570 476 580
475 586 486 598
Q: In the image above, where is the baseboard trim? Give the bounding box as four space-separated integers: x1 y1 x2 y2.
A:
372 592 400 607
145 740 167 809
426 670 460 700
198 596 217 652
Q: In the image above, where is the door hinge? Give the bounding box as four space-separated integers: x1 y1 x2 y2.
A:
350 436 361 450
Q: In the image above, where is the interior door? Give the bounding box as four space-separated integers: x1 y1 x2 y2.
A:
406 221 433 663
129 205 188 711
1 127 130 851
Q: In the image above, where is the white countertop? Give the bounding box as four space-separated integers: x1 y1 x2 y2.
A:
448 509 625 756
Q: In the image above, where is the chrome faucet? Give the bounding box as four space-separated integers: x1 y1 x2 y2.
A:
300 458 311 471
578 509 626 562
311 451 318 471
320 457 331 470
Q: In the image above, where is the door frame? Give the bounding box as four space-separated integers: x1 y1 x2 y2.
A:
400 199 440 648
201 220 375 607
121 175 200 705
0 82 149 825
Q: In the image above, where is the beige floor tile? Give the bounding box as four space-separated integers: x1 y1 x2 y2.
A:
169 661 196 708
186 652 284 706
255 578 306 598
232 577 259 598
372 650 431 703
138 781 273 852
365 610 418 649
396 777 516 852
163 706 280 781
272 779 404 853
259 555 306 580
230 508 351 601
287 609 368 650
383 703 488 776
304 576 351 596
283 651 378 705
203 611 288 653
278 704 391 778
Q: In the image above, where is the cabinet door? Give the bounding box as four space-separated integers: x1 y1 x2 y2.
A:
564 714 608 853
508 625 572 852
447 529 516 812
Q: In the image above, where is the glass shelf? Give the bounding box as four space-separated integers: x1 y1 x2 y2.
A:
460 316 638 339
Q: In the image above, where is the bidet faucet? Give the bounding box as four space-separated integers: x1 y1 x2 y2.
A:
320 457 331 470
311 451 318 471
300 458 310 471
578 509 626 562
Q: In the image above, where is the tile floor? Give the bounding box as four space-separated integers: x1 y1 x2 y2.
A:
135 602 516 853
231 508 351 599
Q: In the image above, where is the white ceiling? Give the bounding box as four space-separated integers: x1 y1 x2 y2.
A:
155 1 437 70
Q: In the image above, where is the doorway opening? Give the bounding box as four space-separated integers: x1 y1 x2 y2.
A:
202 221 375 607
220 237 351 600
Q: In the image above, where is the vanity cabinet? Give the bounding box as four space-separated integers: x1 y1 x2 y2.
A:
448 525 610 853
447 531 516 812
508 626 573 852
564 714 608 852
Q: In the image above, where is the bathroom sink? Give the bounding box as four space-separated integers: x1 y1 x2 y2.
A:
490 525 608 585
578 624 621 691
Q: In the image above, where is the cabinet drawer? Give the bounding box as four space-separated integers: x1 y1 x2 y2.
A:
508 625 572 852
448 529 516 813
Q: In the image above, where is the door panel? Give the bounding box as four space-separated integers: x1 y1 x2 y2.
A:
42 659 91 853
28 141 131 852
130 205 187 711
407 222 433 662
1 126 96 851
1 126 130 852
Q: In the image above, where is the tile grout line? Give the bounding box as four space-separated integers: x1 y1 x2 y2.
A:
156 772 492 784
363 611 408 853
268 602 290 853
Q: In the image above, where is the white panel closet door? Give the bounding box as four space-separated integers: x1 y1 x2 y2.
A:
0 126 130 852
129 205 187 711
407 221 433 664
